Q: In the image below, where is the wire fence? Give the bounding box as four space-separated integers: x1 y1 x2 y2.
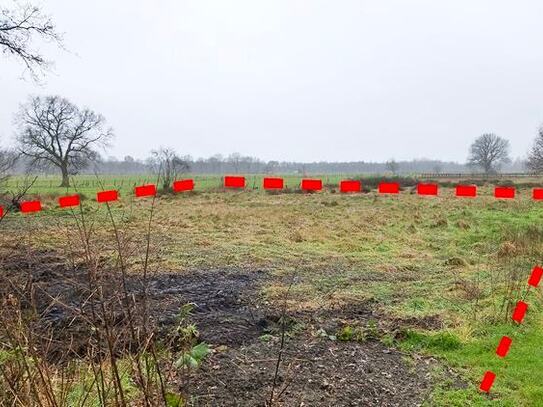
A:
417 172 536 178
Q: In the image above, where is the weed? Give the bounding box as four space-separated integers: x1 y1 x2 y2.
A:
174 343 210 370
401 330 462 352
337 325 366 342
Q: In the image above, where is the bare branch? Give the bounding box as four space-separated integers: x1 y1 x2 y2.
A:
0 2 63 80
147 147 191 191
0 147 18 184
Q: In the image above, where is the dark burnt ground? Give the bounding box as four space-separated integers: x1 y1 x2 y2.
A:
144 270 269 347
0 248 455 406
0 247 269 357
192 339 434 407
185 302 440 406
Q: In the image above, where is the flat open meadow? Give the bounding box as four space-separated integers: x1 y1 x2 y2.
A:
1 176 542 406
3 174 351 196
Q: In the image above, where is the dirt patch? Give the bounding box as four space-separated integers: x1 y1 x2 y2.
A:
191 337 435 406
0 248 458 405
0 247 269 356
144 270 268 347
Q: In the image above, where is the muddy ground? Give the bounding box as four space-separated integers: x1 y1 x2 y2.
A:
0 247 462 406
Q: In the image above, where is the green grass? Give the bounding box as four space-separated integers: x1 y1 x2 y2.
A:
399 312 543 406
7 173 543 198
3 173 353 196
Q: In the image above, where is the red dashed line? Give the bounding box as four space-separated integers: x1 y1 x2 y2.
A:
96 190 119 203
480 264 541 393
224 176 245 188
135 184 157 198
378 182 400 194
533 189 543 200
456 185 477 197
495 187 516 199
528 266 543 287
263 177 284 190
301 179 323 191
512 301 529 324
59 194 80 208
339 180 362 193
417 183 438 196
480 371 496 393
173 179 194 192
2 179 543 220
496 336 512 358
20 201 42 213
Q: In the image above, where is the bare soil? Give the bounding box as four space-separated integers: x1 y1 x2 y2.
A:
0 247 458 406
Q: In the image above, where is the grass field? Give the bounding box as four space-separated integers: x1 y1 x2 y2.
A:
3 173 353 196
4 172 543 198
1 177 542 405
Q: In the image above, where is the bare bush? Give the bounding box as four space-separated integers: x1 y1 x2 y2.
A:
148 147 190 191
0 147 18 185
0 189 204 405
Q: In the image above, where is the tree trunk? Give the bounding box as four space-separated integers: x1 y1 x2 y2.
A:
59 165 70 187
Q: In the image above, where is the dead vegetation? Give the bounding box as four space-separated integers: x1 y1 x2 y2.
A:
0 197 199 406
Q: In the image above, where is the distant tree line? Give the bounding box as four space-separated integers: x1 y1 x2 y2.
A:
10 151 526 177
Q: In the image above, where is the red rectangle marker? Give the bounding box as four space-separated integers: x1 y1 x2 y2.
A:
58 194 80 208
173 179 194 192
496 336 512 358
512 301 528 323
456 185 477 197
20 200 42 213
340 180 361 193
301 179 322 191
417 183 438 196
224 176 245 188
0 206 4 217
495 187 515 199
533 188 543 200
528 265 543 287
263 177 284 190
379 182 400 194
135 184 157 197
96 190 118 203
479 371 496 393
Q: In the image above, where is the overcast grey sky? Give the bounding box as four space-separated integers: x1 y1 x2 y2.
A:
1 0 542 162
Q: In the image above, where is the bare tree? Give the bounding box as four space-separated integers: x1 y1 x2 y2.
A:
207 154 223 173
468 133 511 175
148 147 190 191
227 152 242 173
15 95 113 187
0 2 62 79
527 126 543 174
265 160 279 174
0 147 18 185
385 159 399 175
